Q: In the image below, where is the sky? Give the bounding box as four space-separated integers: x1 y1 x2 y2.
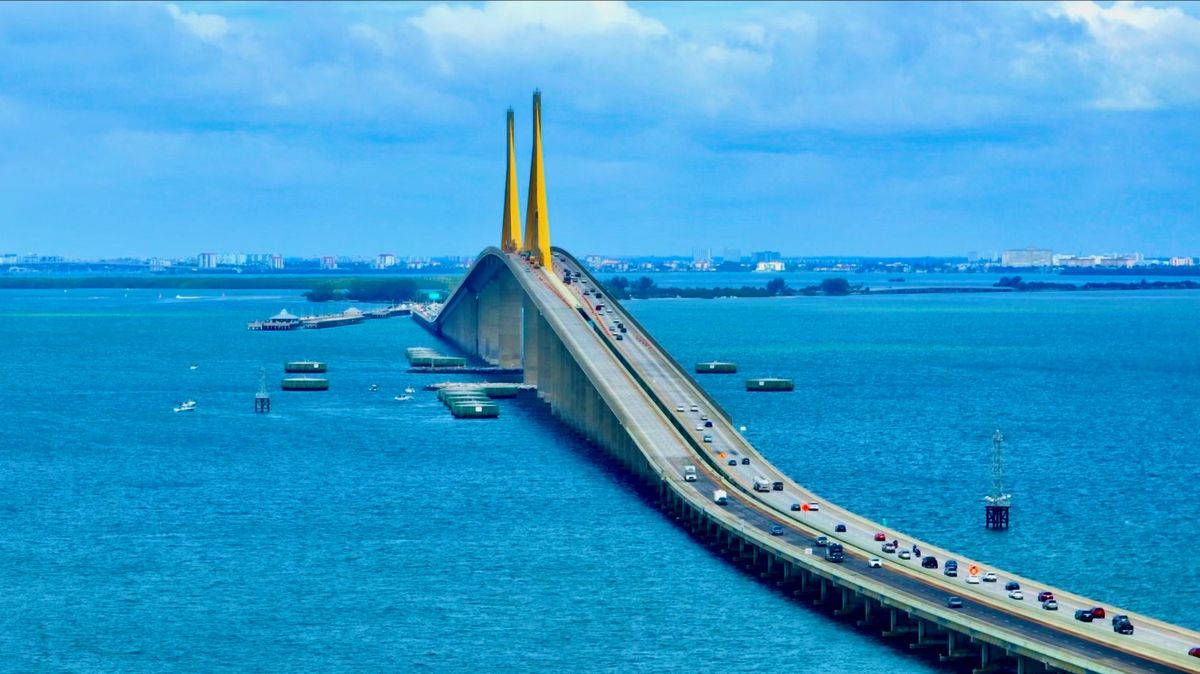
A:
1 1 1198 259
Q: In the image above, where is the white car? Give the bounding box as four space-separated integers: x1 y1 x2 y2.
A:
700 415 709 421
966 575 981 585
898 550 912 560
868 558 882 569
675 405 685 412
1008 590 1024 600
690 405 699 412
807 502 820 512
695 424 703 431
982 572 998 583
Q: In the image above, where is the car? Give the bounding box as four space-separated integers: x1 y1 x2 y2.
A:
727 459 737 466
1113 617 1134 635
815 536 829 547
835 524 847 533
772 481 783 491
921 556 939 569
943 566 958 577
868 558 882 568
1187 646 1200 658
702 435 713 443
703 420 713 428
615 334 623 340
965 575 981 585
790 503 802 511
874 532 886 541
1005 581 1020 592
700 415 709 421
1042 600 1059 611
807 502 820 511
690 405 699 412
1090 607 1106 620
982 572 998 583
770 525 784 536
882 542 897 554
675 405 684 412
1074 609 1094 623
947 596 964 609
695 424 703 431
1037 591 1054 603
741 457 750 465
1008 590 1024 600
898 550 912 560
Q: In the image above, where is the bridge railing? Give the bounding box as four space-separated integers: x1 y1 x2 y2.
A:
551 246 735 425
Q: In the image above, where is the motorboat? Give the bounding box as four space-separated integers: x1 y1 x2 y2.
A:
369 384 380 392
403 387 416 394
394 394 413 401
173 400 197 413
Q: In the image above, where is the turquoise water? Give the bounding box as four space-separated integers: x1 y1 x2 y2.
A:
0 288 1196 671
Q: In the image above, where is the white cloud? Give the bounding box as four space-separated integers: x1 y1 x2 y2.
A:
164 3 229 42
1048 0 1200 110
411 0 668 49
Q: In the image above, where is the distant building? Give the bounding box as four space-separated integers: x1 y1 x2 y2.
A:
0 253 16 265
753 251 782 264
1170 256 1195 267
1002 247 1053 268
149 257 171 272
320 256 338 270
198 252 218 269
375 253 396 269
270 254 284 270
754 261 785 272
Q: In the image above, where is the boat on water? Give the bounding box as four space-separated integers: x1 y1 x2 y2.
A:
394 395 413 401
369 384 380 392
404 387 416 394
188 364 199 370
175 294 202 300
173 400 197 413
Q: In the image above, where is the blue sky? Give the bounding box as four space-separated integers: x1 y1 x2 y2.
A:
1 1 1198 258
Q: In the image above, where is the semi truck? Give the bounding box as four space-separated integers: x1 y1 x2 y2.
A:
825 542 846 563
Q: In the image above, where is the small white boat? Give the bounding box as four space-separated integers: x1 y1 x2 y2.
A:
173 400 197 413
394 395 413 401
369 384 380 392
403 387 416 394
188 364 199 370
175 294 202 300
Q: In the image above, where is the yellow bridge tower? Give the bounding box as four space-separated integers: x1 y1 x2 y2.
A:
500 108 521 253
522 90 553 272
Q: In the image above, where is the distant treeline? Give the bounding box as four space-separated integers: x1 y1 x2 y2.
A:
995 276 1200 292
601 276 858 299
305 277 451 303
0 276 453 299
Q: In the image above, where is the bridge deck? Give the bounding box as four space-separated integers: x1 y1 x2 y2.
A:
432 248 1200 674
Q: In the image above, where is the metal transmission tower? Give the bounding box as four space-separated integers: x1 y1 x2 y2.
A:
984 429 1011 529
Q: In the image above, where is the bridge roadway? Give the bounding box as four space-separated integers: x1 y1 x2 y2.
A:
460 250 1199 673
543 251 1200 673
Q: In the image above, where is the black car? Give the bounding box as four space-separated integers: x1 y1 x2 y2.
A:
770 525 784 536
835 523 847 533
1112 615 1134 635
947 596 963 609
1074 609 1094 623
790 503 802 511
1005 581 1020 592
727 459 737 466
741 457 750 465
922 556 939 569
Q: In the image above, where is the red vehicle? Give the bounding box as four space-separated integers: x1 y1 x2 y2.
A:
1188 647 1200 658
1037 591 1055 603
874 532 886 542
1091 607 1106 620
